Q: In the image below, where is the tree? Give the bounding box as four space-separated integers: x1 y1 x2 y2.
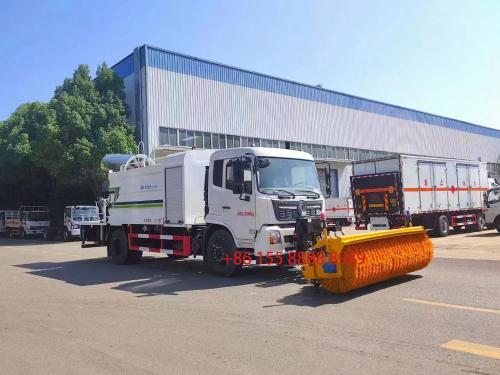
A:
0 63 136 218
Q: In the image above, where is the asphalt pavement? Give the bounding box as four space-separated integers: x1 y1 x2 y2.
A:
0 229 499 375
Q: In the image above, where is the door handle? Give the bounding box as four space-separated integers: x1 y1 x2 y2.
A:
222 206 231 210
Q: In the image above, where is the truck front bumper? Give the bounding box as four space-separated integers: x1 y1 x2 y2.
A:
253 226 296 256
70 228 81 237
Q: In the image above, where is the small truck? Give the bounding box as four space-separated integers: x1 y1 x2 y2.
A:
351 155 488 236
5 206 50 238
63 205 100 240
81 147 331 275
484 187 500 233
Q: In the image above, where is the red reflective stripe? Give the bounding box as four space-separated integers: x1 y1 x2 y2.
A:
405 187 489 192
325 207 350 211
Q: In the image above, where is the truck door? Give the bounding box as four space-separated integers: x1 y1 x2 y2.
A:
457 165 470 209
221 158 255 245
433 163 449 210
468 166 481 208
64 207 71 231
417 162 433 211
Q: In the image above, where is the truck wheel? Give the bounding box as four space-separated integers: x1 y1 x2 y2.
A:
63 230 71 241
434 215 449 237
495 217 500 234
472 215 485 232
205 229 240 277
108 229 141 265
20 229 25 239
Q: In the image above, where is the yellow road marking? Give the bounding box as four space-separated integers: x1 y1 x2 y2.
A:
403 298 500 316
441 340 500 360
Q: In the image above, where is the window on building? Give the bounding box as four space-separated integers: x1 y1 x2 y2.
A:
234 136 240 147
219 134 226 149
169 128 178 146
203 133 211 149
227 135 234 149
213 160 223 187
195 132 203 148
187 131 194 147
159 127 169 145
179 130 187 147
159 127 178 146
212 134 220 149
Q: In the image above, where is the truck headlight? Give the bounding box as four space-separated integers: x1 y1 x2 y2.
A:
269 230 282 245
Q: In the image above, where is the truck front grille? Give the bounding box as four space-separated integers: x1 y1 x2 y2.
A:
272 200 322 221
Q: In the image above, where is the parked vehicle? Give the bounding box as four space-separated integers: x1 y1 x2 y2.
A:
80 148 433 294
63 205 100 240
351 155 488 236
5 206 50 238
317 162 354 226
82 149 329 275
484 188 500 233
0 211 7 236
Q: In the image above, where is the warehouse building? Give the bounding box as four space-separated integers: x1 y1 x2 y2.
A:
111 45 500 180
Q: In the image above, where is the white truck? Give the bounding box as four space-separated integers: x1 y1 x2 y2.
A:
63 205 100 240
5 206 51 238
81 147 330 275
317 162 354 226
484 187 500 233
351 155 488 236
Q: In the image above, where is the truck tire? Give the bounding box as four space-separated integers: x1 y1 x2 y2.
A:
495 217 500 234
19 228 25 239
205 229 240 277
108 229 142 265
472 215 486 232
434 215 449 237
63 230 71 241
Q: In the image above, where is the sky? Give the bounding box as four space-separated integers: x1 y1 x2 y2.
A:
1 0 499 129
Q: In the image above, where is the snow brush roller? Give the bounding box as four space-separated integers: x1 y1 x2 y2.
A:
296 219 433 293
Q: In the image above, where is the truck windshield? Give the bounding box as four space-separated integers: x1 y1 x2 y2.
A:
27 212 50 221
256 157 321 194
73 207 99 221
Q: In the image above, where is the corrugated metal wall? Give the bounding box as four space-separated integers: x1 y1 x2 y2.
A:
114 45 500 164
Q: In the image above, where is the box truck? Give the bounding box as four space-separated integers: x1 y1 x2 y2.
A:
351 155 488 236
5 206 50 238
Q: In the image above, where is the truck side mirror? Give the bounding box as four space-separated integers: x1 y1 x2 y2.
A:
325 170 332 198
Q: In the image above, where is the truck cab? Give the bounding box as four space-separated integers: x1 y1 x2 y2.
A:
205 148 328 256
484 188 500 233
64 205 100 240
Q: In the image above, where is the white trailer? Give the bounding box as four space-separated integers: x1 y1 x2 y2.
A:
63 205 100 240
317 161 354 226
351 155 488 236
81 148 329 275
5 206 50 238
484 188 500 233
